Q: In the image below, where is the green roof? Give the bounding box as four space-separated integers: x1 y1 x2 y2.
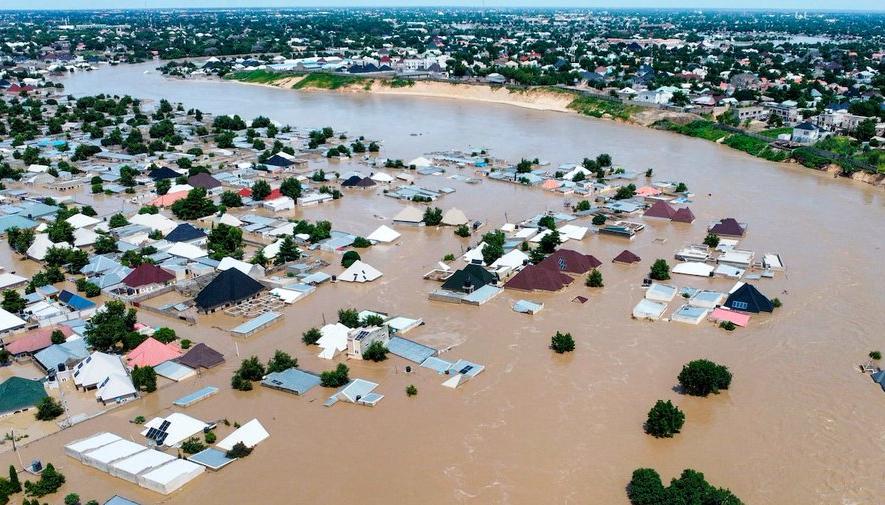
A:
0 377 47 414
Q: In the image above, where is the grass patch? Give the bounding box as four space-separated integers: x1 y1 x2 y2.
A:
657 119 730 141
226 69 294 84
291 72 367 90
792 147 832 169
759 127 792 138
568 95 638 121
380 78 415 88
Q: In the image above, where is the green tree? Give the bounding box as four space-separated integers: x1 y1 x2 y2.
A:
855 118 877 142
678 359 732 397
586 269 604 288
108 213 128 228
250 180 272 201
645 400 685 438
406 384 418 397
220 191 243 207
1 290 26 313
46 219 74 244
225 441 253 459
302 327 322 345
279 178 302 199
320 363 350 387
93 234 118 254
550 331 575 353
627 468 666 505
649 259 670 281
207 223 243 260
480 230 506 265
180 438 206 455
422 207 443 226
8 465 21 494
153 327 177 343
454 224 470 237
703 233 720 248
338 308 360 328
35 397 64 421
50 330 66 345
361 341 388 362
23 463 64 497
274 235 300 265
538 229 561 254
341 250 360 268
171 187 217 220
155 178 171 195
84 301 138 351
131 366 157 393
592 214 607 226
266 350 298 373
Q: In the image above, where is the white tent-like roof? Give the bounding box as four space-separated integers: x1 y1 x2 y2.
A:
82 439 148 472
370 171 394 183
26 233 74 261
139 458 205 495
441 208 468 226
216 213 243 227
317 323 349 360
408 156 433 168
461 243 486 264
339 260 382 283
269 287 306 304
73 227 100 247
109 449 176 483
140 413 210 448
557 224 588 241
216 419 269 451
130 213 177 234
0 307 26 333
490 249 529 271
366 225 400 243
672 262 715 277
66 213 101 229
96 373 136 403
73 351 129 389
392 206 423 224
218 257 265 279
65 432 122 461
166 242 207 260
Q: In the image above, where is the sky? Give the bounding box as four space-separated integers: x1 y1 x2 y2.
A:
1 1 883 11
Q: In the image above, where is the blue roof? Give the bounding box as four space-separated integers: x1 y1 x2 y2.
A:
0 214 37 233
449 359 484 377
420 356 452 374
387 336 437 364
15 202 58 219
34 339 89 371
188 447 236 470
58 290 96 311
173 386 219 407
261 368 321 395
104 496 141 505
153 360 195 381
230 311 282 335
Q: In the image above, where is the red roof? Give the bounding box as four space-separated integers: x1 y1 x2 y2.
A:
122 264 175 288
504 265 574 292
643 200 677 219
264 188 282 201
672 207 696 223
612 250 641 264
4 326 71 355
238 187 252 197
537 249 601 275
709 218 745 237
125 337 182 368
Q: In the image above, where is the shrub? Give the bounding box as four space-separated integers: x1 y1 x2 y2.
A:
23 463 64 497
133 416 146 424
703 233 720 248
586 269 603 287
771 297 782 308
361 341 388 362
225 441 252 459
266 350 297 373
454 224 470 237
320 363 349 388
204 431 216 444
627 468 744 505
352 236 371 248
870 351 882 361
649 259 670 280
302 327 322 345
678 359 732 396
719 321 736 331
180 339 192 349
153 327 177 343
592 214 606 226
337 308 360 328
550 331 575 354
645 400 685 438
341 250 360 268
627 468 666 505
422 207 442 225
180 437 206 454
406 385 418 397
35 397 64 421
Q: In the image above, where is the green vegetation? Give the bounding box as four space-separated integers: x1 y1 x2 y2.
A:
678 359 733 397
181 437 206 454
586 269 604 288
550 331 575 354
320 363 350 388
226 69 294 84
567 95 638 121
703 233 720 248
382 78 415 88
719 321 737 331
361 341 389 362
35 397 64 421
302 327 322 345
131 366 157 393
338 308 360 328
292 72 367 90
649 259 670 281
341 250 361 268
645 400 685 438
266 350 298 374
423 207 443 226
23 463 65 498
225 441 253 459
231 356 266 391
760 127 792 138
628 468 743 505
406 384 418 397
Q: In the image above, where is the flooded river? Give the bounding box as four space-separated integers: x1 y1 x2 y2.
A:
2 62 883 505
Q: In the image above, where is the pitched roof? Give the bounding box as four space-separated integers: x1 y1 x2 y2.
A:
672 207 696 223
122 263 175 288
4 326 70 355
441 264 497 292
724 283 773 313
165 223 207 243
612 249 641 264
194 268 265 311
148 167 181 181
504 265 574 291
125 337 182 368
175 343 225 369
537 249 601 274
709 218 746 237
643 200 677 219
0 377 47 414
187 173 222 190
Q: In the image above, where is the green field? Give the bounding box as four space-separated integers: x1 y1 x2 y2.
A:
226 69 293 84
567 95 639 121
291 72 368 90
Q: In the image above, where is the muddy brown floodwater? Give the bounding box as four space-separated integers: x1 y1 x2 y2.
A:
0 63 882 505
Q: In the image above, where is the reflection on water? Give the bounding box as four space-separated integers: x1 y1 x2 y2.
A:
0 62 880 505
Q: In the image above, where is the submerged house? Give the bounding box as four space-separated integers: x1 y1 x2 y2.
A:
440 264 497 293
709 218 747 237
348 326 389 359
723 283 773 313
194 268 265 313
120 264 176 296
0 377 47 417
504 265 574 292
537 249 601 275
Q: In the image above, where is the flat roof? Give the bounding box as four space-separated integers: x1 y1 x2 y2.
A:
188 448 236 471
387 336 437 364
230 311 282 336
173 386 219 407
261 368 321 395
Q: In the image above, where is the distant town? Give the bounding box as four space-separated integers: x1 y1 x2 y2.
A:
0 7 882 505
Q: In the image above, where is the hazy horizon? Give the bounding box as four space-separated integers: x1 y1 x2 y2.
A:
1 1 884 12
